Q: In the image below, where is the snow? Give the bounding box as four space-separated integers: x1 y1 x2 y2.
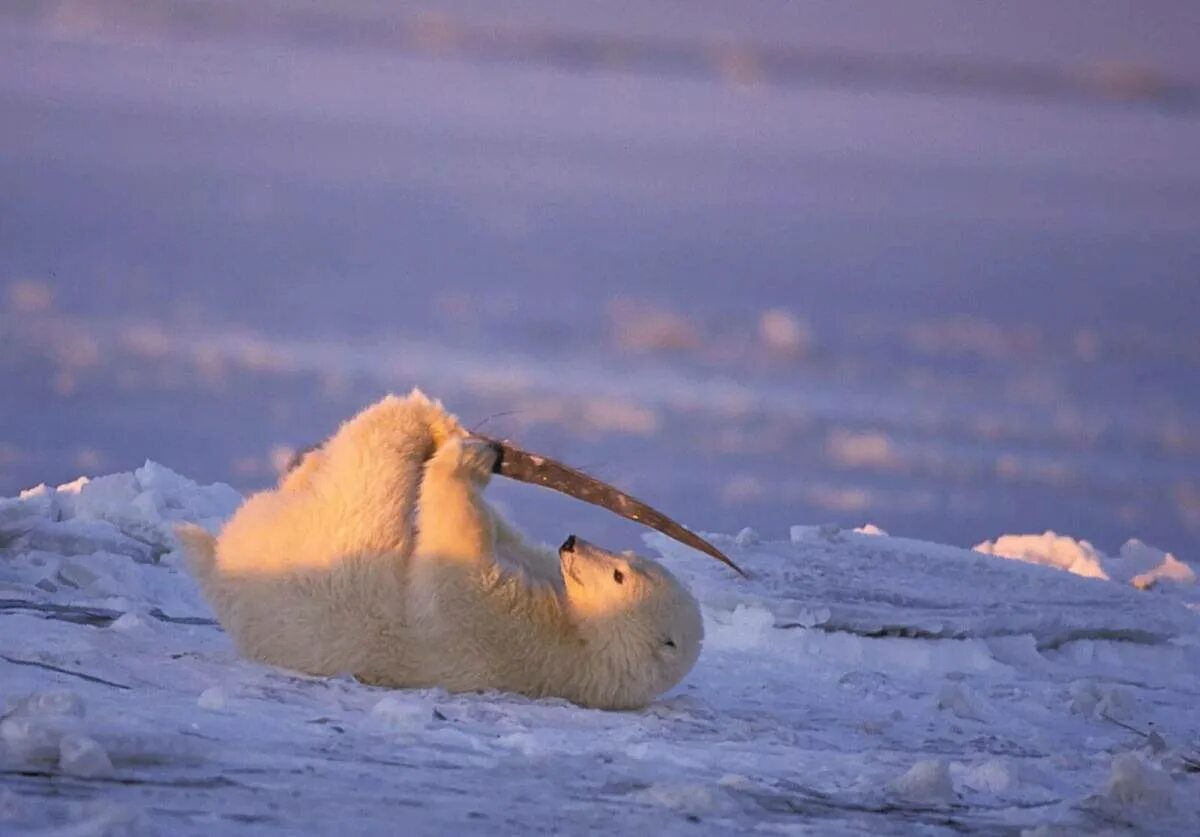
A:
888 760 955 803
976 531 1198 592
2 465 1199 834
196 688 228 713
58 736 113 779
1094 753 1179 812
369 695 437 731
975 531 1110 580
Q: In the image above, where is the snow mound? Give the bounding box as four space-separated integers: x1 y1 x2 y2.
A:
197 686 228 712
59 734 113 778
0 461 239 613
1100 753 1176 809
1119 539 1197 590
3 461 239 567
370 695 437 731
1079 750 1198 830
889 759 956 802
973 531 1108 580
974 531 1195 592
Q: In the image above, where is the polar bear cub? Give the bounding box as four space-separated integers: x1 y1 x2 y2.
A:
179 391 703 710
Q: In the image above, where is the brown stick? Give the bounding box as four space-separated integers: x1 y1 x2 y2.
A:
476 435 747 577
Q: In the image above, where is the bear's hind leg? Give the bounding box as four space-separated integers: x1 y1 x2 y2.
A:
303 390 466 557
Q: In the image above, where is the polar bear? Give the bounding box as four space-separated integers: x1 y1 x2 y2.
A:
179 391 704 710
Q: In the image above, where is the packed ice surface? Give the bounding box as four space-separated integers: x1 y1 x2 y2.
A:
2 466 1199 835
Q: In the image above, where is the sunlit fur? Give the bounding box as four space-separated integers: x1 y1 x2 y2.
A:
179 390 703 710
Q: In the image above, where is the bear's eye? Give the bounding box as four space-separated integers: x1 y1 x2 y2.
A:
613 569 625 584
663 639 677 648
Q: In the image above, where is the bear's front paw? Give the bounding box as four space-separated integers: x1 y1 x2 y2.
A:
430 436 499 486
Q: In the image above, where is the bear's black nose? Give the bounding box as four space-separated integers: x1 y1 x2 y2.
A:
560 535 577 553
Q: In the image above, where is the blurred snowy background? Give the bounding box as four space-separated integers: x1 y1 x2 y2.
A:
2 0 1198 561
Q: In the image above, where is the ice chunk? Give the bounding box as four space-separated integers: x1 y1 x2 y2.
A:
1 488 57 532
18 482 56 502
496 732 549 758
955 758 1019 795
70 471 169 547
56 476 91 494
1120 539 1196 589
110 612 148 632
134 461 195 496
15 690 86 719
1096 685 1135 721
936 682 983 720
50 477 91 519
1068 680 1101 716
131 490 166 521
370 695 434 730
633 783 720 813
1068 680 1135 720
15 518 157 563
817 523 843 540
197 687 228 711
73 472 140 517
975 532 1195 593
1101 753 1175 809
974 531 1108 580
0 717 63 763
59 735 113 778
0 691 88 764
890 759 956 802
0 787 21 818
22 462 240 557
733 527 759 546
56 558 101 589
703 604 774 651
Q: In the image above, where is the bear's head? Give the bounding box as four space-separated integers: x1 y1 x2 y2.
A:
557 535 703 709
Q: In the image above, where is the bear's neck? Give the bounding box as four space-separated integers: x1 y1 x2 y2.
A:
544 597 651 710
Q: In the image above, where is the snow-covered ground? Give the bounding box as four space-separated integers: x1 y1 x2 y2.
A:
3 465 1198 835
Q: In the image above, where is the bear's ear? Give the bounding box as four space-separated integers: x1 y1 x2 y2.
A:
474 434 746 578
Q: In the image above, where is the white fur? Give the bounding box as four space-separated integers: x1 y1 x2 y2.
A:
179 391 703 710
